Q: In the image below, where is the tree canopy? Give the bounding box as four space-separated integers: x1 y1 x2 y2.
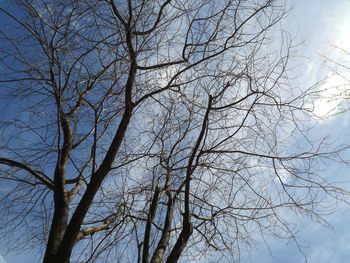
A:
0 0 348 262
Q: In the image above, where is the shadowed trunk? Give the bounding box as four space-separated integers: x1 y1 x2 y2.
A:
142 186 161 263
150 193 174 263
43 109 72 262
165 222 193 263
43 26 137 263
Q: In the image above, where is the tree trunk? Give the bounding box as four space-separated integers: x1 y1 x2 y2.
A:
165 222 193 263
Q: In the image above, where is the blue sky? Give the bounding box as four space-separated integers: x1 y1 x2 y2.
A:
243 1 350 262
1 1 350 262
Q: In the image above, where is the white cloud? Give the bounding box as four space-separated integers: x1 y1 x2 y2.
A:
0 255 7 263
313 74 349 119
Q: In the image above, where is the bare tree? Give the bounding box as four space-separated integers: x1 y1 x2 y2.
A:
0 0 347 262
